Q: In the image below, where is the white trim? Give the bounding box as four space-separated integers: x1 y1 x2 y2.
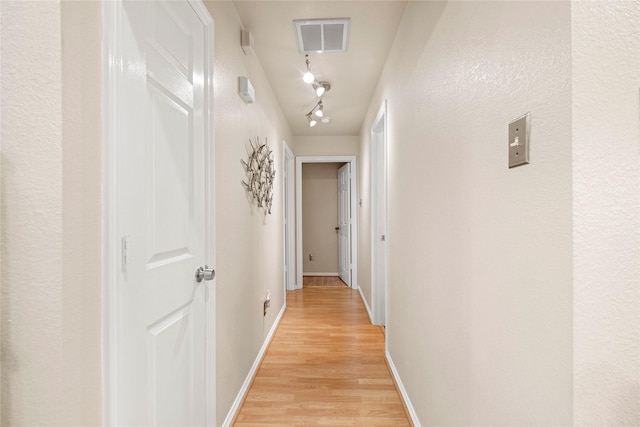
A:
386 351 421 427
358 286 373 323
102 1 120 423
190 1 217 424
303 272 339 277
283 142 296 292
296 156 358 290
371 100 388 328
221 303 287 427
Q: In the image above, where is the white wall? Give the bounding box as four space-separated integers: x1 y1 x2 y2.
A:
572 2 640 425
204 2 293 424
1 1 102 425
293 135 358 157
360 2 573 424
302 163 341 274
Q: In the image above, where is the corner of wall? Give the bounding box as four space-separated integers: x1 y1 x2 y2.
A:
571 2 640 424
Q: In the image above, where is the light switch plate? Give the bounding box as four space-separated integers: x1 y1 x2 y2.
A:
508 112 530 168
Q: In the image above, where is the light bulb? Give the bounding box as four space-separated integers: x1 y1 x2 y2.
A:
309 118 317 127
303 71 314 84
315 108 323 118
315 85 325 97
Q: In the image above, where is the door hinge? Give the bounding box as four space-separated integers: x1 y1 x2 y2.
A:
122 235 131 268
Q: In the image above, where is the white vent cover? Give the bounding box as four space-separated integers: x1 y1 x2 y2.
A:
293 18 350 53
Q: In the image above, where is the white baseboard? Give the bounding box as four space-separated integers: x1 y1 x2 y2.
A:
386 350 421 427
222 303 286 427
303 272 339 276
358 286 373 324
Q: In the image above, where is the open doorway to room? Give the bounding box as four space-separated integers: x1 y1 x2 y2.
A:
296 156 358 290
301 162 346 283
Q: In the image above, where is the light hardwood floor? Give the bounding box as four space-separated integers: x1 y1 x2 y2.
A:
233 276 411 426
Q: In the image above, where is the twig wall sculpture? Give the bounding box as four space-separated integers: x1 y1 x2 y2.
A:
241 137 276 215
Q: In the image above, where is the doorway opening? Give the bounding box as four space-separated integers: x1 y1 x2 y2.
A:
296 156 358 290
300 162 347 284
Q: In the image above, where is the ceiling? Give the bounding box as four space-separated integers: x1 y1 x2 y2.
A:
232 1 408 137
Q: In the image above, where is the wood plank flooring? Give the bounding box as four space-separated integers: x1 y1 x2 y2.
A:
233 276 411 426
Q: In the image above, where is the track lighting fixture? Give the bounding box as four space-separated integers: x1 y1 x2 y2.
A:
303 54 315 84
301 55 332 126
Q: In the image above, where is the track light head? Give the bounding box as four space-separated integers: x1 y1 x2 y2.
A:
313 81 331 97
314 101 324 117
303 54 315 84
306 113 317 127
303 71 315 84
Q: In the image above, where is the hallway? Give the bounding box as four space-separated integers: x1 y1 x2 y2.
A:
233 277 411 426
2 1 638 425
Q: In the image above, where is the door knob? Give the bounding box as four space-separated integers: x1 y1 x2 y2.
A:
195 265 215 282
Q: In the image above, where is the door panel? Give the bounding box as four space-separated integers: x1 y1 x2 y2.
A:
147 88 193 263
112 1 212 425
147 308 195 427
338 163 351 285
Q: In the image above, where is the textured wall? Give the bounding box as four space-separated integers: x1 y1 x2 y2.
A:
0 1 102 425
302 163 341 274
572 2 640 425
293 135 358 157
360 2 573 424
204 2 293 425
1 3 64 424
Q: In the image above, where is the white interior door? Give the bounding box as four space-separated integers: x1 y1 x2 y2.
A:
109 1 214 425
338 163 351 286
371 101 387 326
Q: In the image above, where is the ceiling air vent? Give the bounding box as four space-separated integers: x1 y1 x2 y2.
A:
293 18 350 53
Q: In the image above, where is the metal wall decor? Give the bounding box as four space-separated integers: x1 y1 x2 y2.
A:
241 137 276 215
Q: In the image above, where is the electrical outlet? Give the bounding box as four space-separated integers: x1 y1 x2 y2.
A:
263 290 271 316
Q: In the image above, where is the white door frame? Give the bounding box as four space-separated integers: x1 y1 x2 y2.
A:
102 1 216 424
371 100 388 327
283 142 296 292
296 156 358 289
